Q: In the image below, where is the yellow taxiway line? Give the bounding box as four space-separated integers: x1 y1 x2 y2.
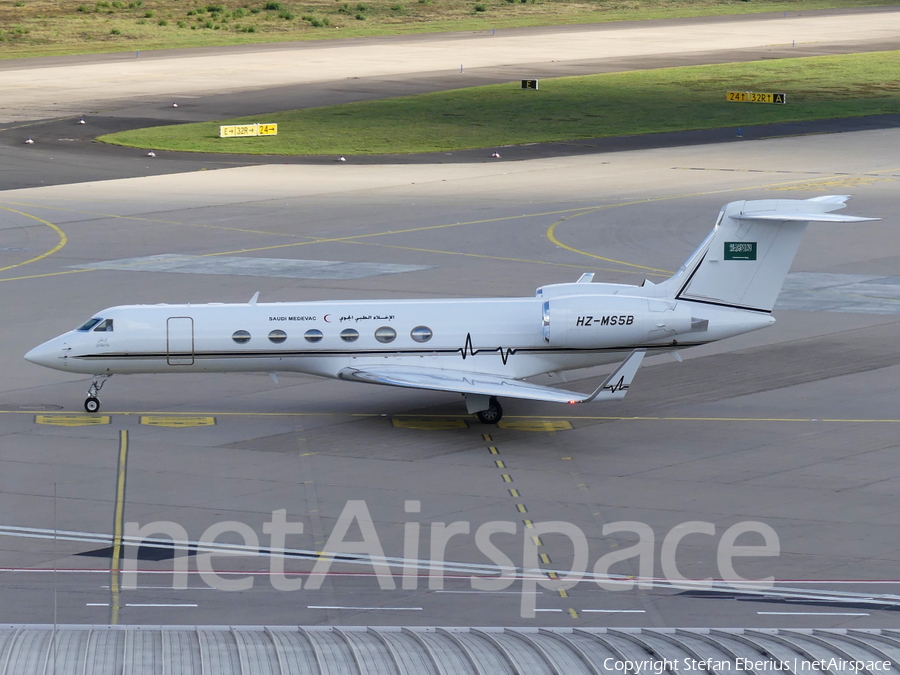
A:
109 429 129 625
0 206 68 273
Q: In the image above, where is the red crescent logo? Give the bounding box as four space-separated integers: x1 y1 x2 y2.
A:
324 314 332 323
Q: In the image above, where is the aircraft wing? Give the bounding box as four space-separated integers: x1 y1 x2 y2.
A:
337 349 646 404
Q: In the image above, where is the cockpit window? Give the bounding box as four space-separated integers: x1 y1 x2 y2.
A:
93 319 114 332
76 318 102 332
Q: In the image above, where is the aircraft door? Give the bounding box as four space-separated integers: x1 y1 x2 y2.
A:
167 317 194 366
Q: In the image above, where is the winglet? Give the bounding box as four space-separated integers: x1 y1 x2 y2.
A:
577 349 646 404
249 292 260 305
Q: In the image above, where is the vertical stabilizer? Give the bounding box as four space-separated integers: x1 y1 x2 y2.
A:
663 196 876 313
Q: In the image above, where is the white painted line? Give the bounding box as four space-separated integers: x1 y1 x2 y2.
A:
436 590 541 594
308 605 422 611
757 611 870 616
534 609 563 612
781 581 900 585
71 255 435 281
125 603 198 607
582 609 646 613
102 585 214 590
86 603 109 607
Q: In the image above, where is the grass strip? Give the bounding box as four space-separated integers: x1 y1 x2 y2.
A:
99 50 900 155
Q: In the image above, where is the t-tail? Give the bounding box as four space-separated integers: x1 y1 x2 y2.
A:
661 196 878 313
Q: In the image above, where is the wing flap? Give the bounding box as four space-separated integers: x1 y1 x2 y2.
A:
338 350 645 405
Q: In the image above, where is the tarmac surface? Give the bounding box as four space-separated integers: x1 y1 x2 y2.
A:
1 8 900 631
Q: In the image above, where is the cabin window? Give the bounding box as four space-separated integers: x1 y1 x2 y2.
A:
76 318 102 332
304 329 323 343
410 326 433 343
93 319 114 332
374 326 396 343
232 330 251 344
340 328 359 343
268 330 287 344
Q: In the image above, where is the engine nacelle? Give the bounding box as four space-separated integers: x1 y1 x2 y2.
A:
542 295 692 348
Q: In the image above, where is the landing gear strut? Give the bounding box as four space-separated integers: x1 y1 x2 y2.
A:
84 375 110 413
476 397 503 425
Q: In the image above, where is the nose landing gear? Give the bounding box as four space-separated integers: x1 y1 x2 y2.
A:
84 375 110 413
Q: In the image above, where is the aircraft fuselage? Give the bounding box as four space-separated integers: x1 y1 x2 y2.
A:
25 294 772 380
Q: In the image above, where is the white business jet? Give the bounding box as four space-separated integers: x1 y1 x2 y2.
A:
25 196 875 423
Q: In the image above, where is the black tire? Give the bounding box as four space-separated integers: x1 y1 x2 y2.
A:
85 397 100 413
476 397 503 424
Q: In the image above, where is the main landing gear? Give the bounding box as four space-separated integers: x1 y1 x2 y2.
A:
476 397 503 425
84 375 110 413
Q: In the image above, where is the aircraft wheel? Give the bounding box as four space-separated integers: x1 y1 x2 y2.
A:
476 397 503 424
84 397 101 413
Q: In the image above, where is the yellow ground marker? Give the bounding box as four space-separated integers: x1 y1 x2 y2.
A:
501 474 513 483
509 489 520 498
498 420 573 432
540 553 552 564
488 446 499 454
531 536 543 547
547 572 559 579
523 519 534 529
558 589 568 598
516 504 528 513
482 434 492 442
568 608 579 619
35 414 109 426
140 416 216 428
494 460 506 469
391 417 467 430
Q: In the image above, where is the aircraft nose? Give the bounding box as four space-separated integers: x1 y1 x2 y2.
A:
25 339 65 369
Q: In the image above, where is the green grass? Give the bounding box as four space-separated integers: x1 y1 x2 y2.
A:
98 51 900 155
0 0 895 59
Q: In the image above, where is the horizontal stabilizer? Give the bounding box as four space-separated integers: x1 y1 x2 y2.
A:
806 194 851 203
738 213 878 223
338 350 646 405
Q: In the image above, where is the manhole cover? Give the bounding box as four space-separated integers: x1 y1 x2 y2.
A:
16 404 64 411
